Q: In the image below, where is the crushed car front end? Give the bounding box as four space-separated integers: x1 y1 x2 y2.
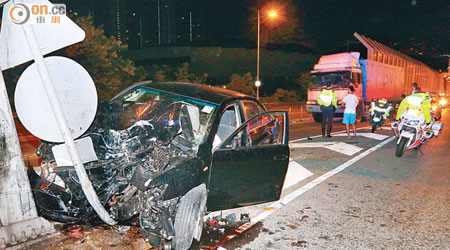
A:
28 84 219 248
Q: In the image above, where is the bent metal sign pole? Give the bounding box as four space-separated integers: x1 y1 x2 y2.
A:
20 24 117 226
0 0 116 231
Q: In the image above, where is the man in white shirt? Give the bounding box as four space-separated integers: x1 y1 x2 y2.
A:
341 85 358 138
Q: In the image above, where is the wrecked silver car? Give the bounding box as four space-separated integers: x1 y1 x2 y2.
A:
28 81 290 249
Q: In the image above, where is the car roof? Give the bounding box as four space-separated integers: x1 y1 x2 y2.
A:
114 81 251 105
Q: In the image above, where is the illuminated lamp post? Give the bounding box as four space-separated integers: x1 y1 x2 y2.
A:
256 9 278 100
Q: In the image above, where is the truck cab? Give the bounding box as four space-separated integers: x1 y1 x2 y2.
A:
306 52 363 122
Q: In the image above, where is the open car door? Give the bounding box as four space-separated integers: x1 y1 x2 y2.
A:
207 111 289 211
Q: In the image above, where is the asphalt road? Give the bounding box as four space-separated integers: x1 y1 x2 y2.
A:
224 111 450 250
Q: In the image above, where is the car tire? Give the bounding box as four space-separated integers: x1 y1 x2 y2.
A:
312 113 323 122
173 184 207 250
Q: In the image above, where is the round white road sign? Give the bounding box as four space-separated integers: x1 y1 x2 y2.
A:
15 56 97 143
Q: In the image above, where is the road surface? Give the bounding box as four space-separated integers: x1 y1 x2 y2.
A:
222 111 450 250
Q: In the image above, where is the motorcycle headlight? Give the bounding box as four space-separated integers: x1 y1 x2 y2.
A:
432 105 437 111
373 117 381 122
439 99 447 105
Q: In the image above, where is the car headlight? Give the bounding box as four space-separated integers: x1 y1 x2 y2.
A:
439 99 447 105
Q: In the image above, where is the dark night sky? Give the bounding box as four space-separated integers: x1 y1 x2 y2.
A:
199 0 449 69
61 0 449 70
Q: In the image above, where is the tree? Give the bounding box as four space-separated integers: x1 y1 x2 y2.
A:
227 72 255 96
152 64 171 82
295 72 310 99
151 63 208 84
65 16 147 100
260 88 300 103
173 62 208 84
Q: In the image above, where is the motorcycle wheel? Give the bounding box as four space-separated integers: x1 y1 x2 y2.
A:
396 137 408 158
371 124 377 133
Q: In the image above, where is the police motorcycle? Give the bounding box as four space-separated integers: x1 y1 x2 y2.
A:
391 96 443 158
368 98 393 133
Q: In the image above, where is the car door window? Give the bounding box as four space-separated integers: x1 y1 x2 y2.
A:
220 112 287 149
241 101 263 121
213 105 240 149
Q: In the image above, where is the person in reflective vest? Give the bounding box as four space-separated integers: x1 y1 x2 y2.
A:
317 81 337 137
396 92 431 124
370 98 394 120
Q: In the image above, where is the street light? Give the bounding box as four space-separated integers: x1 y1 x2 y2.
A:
255 80 261 100
256 9 278 100
268 10 278 18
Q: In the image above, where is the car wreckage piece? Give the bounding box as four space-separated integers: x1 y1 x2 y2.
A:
27 82 290 249
28 91 209 249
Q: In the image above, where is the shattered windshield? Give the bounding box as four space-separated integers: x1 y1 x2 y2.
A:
309 72 351 89
114 87 218 153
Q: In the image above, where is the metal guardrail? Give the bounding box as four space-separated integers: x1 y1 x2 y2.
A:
263 102 312 123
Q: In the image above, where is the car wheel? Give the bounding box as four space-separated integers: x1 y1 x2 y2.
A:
173 184 207 250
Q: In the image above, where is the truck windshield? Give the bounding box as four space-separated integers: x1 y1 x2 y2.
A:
309 72 351 89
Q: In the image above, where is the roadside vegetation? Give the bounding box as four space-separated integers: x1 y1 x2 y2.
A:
4 15 312 103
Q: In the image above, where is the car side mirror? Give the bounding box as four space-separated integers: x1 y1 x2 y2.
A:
231 138 240 151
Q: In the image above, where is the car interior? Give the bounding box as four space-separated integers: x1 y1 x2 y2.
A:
213 105 239 149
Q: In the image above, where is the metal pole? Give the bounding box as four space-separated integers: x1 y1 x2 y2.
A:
256 10 260 100
22 24 117 225
157 0 161 45
139 16 143 48
257 86 259 100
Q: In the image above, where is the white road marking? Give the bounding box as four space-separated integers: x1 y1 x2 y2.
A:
289 141 363 156
290 126 371 143
251 136 395 224
282 158 314 190
333 132 389 140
